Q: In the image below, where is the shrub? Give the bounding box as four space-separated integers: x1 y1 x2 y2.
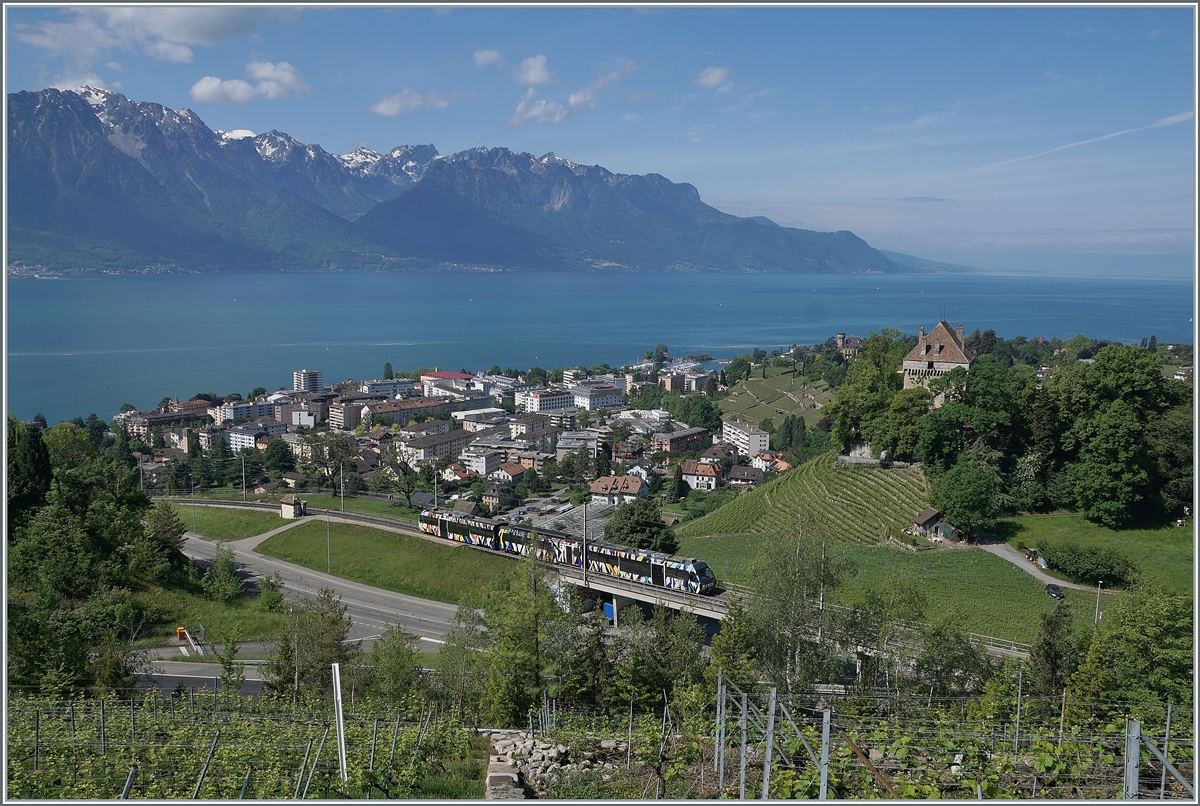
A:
1037 540 1139 588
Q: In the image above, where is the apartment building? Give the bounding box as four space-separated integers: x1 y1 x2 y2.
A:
722 419 770 456
293 368 323 393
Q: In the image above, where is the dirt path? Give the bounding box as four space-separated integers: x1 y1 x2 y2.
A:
976 540 1093 591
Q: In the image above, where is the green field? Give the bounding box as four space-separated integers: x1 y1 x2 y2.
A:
170 504 284 541
998 514 1194 595
672 452 1131 642
133 586 288 642
677 451 930 545
288 494 422 522
720 366 833 429
254 520 513 604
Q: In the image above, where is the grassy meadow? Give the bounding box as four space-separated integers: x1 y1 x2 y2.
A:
720 365 833 429
170 504 285 541
997 513 1194 595
254 520 513 604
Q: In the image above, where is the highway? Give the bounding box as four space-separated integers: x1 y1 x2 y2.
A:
182 523 457 654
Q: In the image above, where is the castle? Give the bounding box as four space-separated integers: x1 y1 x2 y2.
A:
900 321 976 407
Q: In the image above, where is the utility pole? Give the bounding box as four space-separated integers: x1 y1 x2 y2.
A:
189 473 196 534
241 451 246 502
340 462 345 513
327 509 331 574
582 499 589 586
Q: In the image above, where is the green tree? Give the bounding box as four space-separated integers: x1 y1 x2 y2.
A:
144 500 187 562
248 386 268 399
214 626 247 697
201 546 243 602
368 623 419 700
1027 599 1078 698
1070 587 1192 709
264 588 361 698
7 415 52 531
603 497 676 553
666 463 688 504
842 570 927 691
481 556 561 724
704 599 757 695
262 437 296 477
748 520 853 697
383 362 394 380
937 457 1003 537
1066 399 1152 527
595 448 611 478
577 408 591 429
912 616 991 698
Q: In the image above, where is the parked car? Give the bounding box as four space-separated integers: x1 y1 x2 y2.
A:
1046 583 1065 600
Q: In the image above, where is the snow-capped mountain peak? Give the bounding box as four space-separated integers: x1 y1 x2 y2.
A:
215 129 256 143
72 85 117 107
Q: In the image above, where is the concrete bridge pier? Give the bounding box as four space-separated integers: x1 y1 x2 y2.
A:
609 593 636 625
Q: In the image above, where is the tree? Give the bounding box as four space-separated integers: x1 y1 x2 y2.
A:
304 430 356 484
603 498 676 552
1070 587 1192 709
248 386 268 399
264 588 360 698
705 599 757 695
666 463 687 504
481 556 561 724
913 616 991 698
1147 335 1157 353
655 343 669 362
383 362 394 380
705 373 719 396
368 623 419 700
144 500 187 562
214 626 247 698
595 447 611 477
262 437 295 478
1066 398 1152 527
937 457 1003 538
748 520 853 698
202 546 243 602
577 408 591 429
843 570 928 692
7 415 52 531
1027 599 1078 697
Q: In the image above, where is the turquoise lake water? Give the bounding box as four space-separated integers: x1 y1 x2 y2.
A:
5 270 1195 425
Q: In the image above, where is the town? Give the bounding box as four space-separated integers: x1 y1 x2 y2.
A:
9 323 1194 800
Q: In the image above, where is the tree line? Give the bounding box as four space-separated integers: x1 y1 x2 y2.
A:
824 330 1192 532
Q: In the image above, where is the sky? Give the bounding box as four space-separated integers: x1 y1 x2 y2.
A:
5 5 1196 269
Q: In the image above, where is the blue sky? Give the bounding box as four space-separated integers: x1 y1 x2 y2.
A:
6 5 1195 267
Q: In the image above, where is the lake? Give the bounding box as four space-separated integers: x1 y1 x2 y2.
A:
5 270 1194 425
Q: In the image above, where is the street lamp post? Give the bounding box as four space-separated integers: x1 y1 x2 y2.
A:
1094 580 1103 625
189 473 196 534
327 508 331 574
241 451 247 502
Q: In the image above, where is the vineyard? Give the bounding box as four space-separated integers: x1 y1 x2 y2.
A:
8 687 1192 800
720 368 834 429
5 690 486 800
677 451 930 545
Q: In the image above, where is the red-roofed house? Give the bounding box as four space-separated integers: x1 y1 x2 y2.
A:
589 475 648 505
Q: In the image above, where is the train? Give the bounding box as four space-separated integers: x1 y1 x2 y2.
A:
418 508 718 595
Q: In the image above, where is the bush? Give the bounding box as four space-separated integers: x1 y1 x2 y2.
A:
1037 540 1139 588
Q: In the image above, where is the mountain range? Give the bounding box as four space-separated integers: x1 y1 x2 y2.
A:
7 86 917 274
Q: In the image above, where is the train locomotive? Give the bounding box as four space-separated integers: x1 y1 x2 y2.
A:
418 509 717 595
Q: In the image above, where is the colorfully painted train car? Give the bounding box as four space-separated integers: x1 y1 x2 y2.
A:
420 509 717 595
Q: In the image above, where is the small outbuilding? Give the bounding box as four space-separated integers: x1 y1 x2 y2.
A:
281 494 307 519
913 507 941 534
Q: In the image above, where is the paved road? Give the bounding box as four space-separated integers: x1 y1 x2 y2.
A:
976 540 1093 591
183 524 458 655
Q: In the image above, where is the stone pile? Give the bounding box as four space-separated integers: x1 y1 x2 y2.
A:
488 731 628 797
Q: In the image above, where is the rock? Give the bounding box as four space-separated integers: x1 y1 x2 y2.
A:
603 762 614 770
557 744 568 756
600 739 618 750
602 774 612 782
868 748 883 764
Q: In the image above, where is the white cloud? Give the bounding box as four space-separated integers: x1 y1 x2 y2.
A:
53 72 120 91
370 88 455 116
474 49 504 68
16 7 275 66
513 54 552 86
189 60 311 105
625 90 658 105
105 61 123 72
694 66 730 89
509 61 635 127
